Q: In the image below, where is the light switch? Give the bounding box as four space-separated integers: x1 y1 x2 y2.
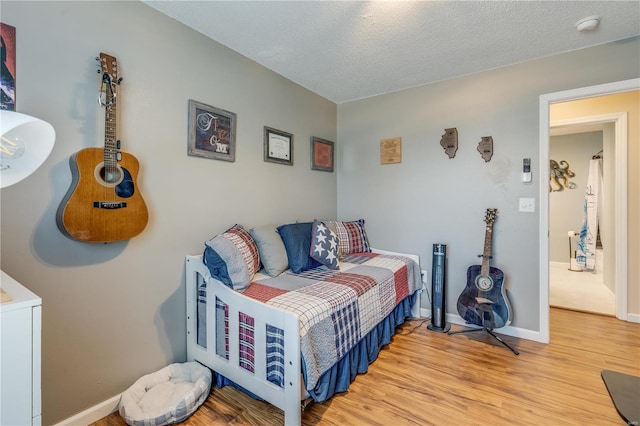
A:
519 197 535 212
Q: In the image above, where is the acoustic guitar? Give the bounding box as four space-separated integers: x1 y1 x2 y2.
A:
455 208 512 329
57 53 148 242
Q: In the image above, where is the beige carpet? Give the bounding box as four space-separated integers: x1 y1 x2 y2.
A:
550 261 615 315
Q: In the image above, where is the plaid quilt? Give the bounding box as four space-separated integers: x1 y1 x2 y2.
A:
202 252 422 393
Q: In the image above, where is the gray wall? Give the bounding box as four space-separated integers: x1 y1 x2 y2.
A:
0 2 336 424
337 37 640 332
2 1 639 423
549 132 603 263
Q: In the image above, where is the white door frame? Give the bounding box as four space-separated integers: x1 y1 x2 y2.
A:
538 78 637 343
550 113 627 313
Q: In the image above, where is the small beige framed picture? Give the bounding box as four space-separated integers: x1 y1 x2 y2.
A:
380 137 402 165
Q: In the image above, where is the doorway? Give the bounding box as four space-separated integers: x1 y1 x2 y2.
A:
548 124 613 316
538 79 637 343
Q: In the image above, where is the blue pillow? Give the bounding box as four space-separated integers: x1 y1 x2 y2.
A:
277 222 322 274
310 220 339 270
203 246 233 288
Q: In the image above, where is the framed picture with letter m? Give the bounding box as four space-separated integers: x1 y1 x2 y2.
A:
188 99 236 162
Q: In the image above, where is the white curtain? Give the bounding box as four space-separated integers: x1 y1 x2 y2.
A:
577 158 603 270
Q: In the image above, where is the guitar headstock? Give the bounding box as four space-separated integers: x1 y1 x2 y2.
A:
97 53 118 82
484 208 498 225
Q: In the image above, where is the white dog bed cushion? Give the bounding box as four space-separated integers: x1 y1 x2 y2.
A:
119 362 212 426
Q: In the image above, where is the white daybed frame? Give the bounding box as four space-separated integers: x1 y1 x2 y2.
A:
185 249 423 426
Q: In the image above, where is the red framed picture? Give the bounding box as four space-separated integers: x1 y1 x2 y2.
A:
311 136 334 172
1 23 16 111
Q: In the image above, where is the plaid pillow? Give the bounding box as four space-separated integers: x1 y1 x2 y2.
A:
331 219 371 256
204 225 260 290
224 225 260 276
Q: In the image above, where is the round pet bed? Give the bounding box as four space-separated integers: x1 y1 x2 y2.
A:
119 362 212 426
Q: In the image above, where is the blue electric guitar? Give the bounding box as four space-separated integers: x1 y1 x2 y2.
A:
456 209 512 329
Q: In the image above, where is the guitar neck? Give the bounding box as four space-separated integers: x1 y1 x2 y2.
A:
98 52 120 169
104 102 118 167
480 222 493 277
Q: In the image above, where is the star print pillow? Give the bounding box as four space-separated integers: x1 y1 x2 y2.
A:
310 220 340 270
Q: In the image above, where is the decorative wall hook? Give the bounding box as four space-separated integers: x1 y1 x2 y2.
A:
440 128 458 159
477 136 493 162
549 159 576 192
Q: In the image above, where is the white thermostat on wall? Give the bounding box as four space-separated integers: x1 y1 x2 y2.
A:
522 158 532 183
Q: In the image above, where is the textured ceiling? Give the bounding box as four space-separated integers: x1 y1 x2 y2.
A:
143 1 640 104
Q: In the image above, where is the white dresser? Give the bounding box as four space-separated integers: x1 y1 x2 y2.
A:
1 270 42 426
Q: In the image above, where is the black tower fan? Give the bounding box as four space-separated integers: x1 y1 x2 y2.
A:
427 243 450 332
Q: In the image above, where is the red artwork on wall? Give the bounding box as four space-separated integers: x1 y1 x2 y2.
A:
311 136 334 172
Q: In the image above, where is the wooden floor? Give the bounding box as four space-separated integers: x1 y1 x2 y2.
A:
93 308 639 425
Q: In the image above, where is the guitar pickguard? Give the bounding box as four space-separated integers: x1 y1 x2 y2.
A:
115 167 135 198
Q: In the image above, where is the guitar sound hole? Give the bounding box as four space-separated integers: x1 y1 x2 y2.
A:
101 168 122 184
476 276 493 291
94 162 123 187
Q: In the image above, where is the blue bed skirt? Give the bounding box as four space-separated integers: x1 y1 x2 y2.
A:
215 291 418 403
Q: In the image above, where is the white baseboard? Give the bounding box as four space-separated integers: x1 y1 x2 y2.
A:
53 394 120 426
627 312 640 323
420 308 546 343
421 307 640 338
